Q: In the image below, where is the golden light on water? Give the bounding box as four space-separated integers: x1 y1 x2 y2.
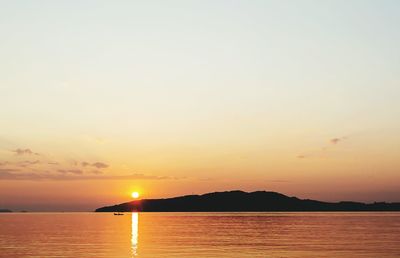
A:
131 192 140 199
131 212 138 256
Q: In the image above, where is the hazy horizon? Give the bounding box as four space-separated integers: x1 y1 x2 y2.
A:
1 0 400 211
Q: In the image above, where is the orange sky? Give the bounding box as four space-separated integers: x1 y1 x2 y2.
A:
1 1 400 211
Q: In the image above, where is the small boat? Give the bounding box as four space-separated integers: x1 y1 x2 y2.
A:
114 212 124 216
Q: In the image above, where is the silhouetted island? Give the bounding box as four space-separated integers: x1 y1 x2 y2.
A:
95 190 400 212
0 209 12 212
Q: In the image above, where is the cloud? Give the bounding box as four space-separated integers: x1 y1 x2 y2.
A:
58 169 83 175
12 148 40 156
0 161 10 166
330 136 347 145
0 171 180 181
0 171 41 180
17 160 40 167
48 162 59 165
1 160 40 167
297 136 349 159
91 162 108 169
81 161 109 169
0 168 20 173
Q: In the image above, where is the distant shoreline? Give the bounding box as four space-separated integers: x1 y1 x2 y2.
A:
95 190 400 212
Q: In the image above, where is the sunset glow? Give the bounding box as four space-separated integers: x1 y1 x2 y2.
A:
131 192 140 199
2 2 400 258
0 1 400 212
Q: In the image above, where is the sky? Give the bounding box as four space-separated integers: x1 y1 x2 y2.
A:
1 0 400 211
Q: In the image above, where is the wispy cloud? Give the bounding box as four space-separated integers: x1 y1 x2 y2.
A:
0 171 179 181
0 161 10 166
81 161 109 169
91 162 108 169
0 168 20 173
12 148 40 156
58 169 83 175
17 160 40 167
330 136 347 145
297 136 349 159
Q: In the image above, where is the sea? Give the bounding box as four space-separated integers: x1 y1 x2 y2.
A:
1 212 399 257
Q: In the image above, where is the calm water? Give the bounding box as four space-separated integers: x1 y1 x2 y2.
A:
1 212 400 257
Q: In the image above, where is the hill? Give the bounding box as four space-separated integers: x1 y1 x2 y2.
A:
95 190 400 212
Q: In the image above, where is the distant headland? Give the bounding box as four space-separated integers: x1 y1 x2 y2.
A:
95 190 400 212
0 209 12 213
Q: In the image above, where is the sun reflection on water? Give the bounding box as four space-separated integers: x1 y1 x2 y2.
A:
131 212 138 256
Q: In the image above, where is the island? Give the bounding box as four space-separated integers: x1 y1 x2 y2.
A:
95 190 400 212
0 209 12 213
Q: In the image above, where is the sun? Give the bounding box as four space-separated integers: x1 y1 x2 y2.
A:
131 192 140 199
